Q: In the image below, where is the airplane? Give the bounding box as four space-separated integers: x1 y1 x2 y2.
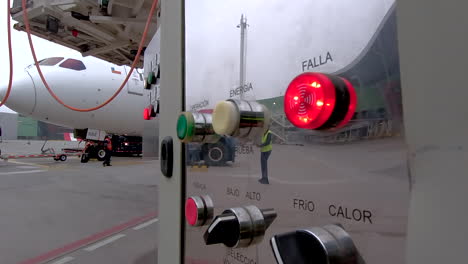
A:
0 55 153 159
0 54 237 164
2 0 402 164
0 55 152 136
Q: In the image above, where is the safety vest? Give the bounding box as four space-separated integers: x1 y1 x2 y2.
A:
261 130 272 152
105 138 112 151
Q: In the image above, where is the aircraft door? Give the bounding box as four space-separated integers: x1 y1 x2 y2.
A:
177 0 409 263
124 66 144 96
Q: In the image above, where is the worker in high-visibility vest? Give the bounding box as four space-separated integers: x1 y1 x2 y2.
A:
258 129 272 184
103 136 113 167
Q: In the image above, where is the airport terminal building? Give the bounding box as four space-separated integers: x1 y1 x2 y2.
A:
0 112 72 140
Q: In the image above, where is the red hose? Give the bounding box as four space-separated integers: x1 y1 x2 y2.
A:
1 0 13 108
21 0 159 112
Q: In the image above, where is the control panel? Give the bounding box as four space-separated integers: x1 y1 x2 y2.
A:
181 0 408 263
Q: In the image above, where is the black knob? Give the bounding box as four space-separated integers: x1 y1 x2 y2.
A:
204 206 277 248
203 212 239 247
270 225 363 264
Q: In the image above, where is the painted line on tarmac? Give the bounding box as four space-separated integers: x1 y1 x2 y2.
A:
110 160 146 166
83 234 126 252
7 160 50 169
133 218 158 230
18 211 157 264
49 256 74 264
0 170 45 175
15 166 39 169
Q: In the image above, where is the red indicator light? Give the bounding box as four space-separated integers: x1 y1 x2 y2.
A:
284 73 336 129
335 78 357 129
143 105 157 120
143 108 151 120
284 72 357 130
185 197 198 226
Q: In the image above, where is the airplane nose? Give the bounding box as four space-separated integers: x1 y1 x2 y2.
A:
1 71 36 114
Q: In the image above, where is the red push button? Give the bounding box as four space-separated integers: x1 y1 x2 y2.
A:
185 197 199 226
185 195 214 227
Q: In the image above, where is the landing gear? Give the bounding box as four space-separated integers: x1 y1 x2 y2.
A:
80 153 90 163
201 137 236 166
203 143 226 166
96 149 107 161
80 140 107 162
53 154 67 162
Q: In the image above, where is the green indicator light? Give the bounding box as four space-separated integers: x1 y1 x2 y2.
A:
148 72 155 84
177 114 188 139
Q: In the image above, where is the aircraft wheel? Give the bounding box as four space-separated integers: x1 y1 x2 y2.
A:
96 149 107 161
59 155 67 162
204 143 226 166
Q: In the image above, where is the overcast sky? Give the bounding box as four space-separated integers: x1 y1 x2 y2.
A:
0 2 79 113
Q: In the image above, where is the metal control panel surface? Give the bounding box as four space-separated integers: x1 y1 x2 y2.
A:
183 1 408 263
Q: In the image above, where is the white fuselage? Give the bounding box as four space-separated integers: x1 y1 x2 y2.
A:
1 56 151 136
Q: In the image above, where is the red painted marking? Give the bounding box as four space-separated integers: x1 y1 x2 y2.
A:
18 211 157 264
198 109 213 114
64 133 72 141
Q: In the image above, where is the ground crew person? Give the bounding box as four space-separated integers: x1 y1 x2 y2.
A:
258 129 272 184
103 136 112 166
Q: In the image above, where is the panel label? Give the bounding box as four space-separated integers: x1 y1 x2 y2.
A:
235 144 254 155
293 198 315 212
192 181 206 190
301 51 333 71
328 204 373 224
227 187 240 197
230 83 254 98
190 99 209 111
245 191 261 201
224 249 257 264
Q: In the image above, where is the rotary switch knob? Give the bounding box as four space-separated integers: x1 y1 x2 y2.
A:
204 205 276 248
270 224 364 264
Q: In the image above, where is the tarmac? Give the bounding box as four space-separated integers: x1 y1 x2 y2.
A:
0 140 158 264
0 138 410 264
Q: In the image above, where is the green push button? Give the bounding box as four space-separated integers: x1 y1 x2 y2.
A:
177 112 195 142
177 114 188 139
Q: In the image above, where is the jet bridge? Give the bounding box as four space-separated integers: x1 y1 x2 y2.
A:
10 0 160 67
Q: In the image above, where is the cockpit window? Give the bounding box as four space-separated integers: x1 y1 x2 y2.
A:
59 58 86 71
38 57 64 66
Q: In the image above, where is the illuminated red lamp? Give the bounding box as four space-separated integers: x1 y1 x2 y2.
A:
143 105 158 120
143 108 151 120
284 72 357 130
